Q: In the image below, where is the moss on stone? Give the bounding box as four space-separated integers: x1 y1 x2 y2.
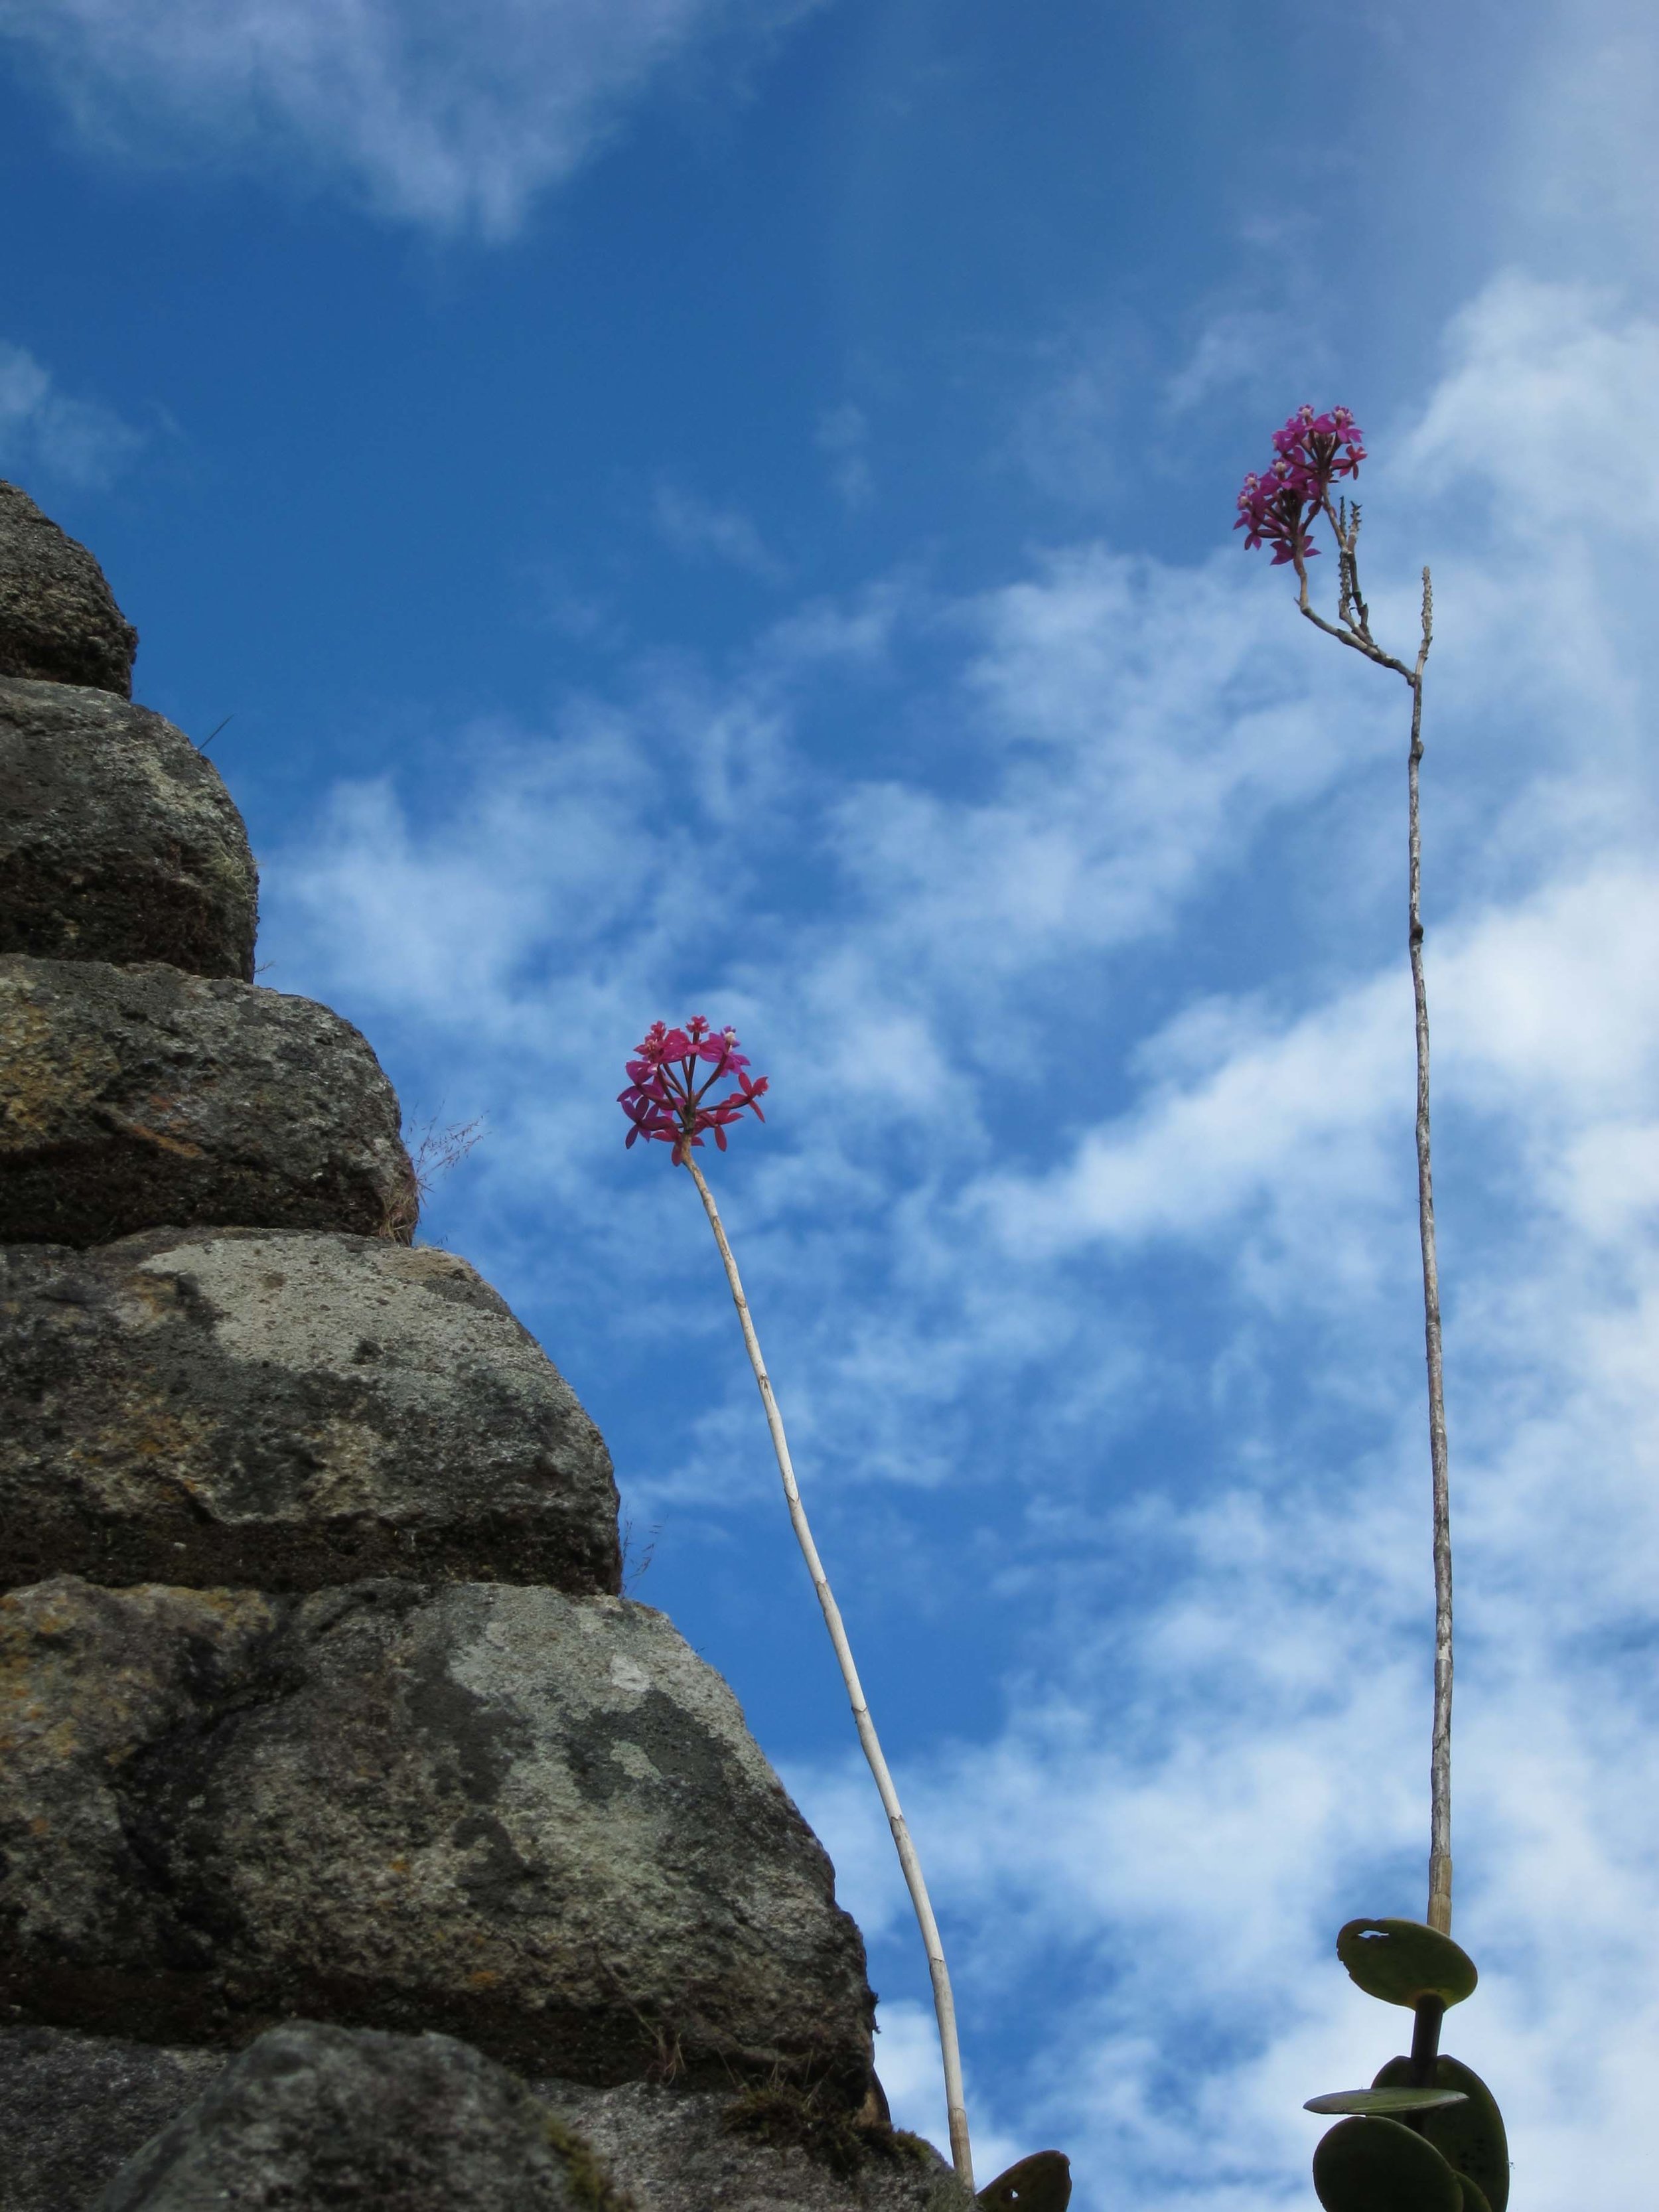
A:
541 2112 635 2211
721 2081 928 2181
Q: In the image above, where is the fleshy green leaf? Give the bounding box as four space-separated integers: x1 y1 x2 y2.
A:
1312 2117 1463 2212
1336 1919 1479 2008
1305 2089 1469 2117
976 2150 1072 2212
1372 2055 1509 2212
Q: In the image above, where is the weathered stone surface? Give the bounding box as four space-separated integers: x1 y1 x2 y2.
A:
0 2027 968 2212
0 1228 622 1595
92 2024 620 2212
536 2075 974 2212
0 479 137 696
0 1577 875 2096
0 2027 224 2212
0 956 417 1245
0 677 257 976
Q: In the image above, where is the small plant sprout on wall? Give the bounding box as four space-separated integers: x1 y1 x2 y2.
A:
1240 414 1509 2212
619 1019 1070 2211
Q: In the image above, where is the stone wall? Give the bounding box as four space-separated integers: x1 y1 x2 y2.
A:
0 481 973 2212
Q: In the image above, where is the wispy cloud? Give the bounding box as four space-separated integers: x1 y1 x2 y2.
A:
652 481 787 581
1163 309 1321 417
0 340 143 486
1505 0 1659 281
0 0 825 236
975 862 1659 1272
817 401 873 510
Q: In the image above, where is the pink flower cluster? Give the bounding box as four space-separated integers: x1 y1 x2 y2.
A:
1236 405 1366 566
619 1016 769 1165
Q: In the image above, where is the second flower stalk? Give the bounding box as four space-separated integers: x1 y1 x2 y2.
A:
619 1018 975 2190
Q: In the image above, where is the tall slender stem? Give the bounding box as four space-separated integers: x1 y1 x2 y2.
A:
683 1155 975 2189
1303 544 1452 1933
1405 572 1453 1936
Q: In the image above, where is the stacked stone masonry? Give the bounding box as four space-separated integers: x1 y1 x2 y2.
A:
0 678 257 975
0 481 949 2211
0 1228 622 1593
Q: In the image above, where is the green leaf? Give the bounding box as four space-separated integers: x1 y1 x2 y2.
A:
1336 1919 1479 2008
1312 2117 1463 2212
1305 2089 1469 2117
976 2150 1072 2212
1372 2055 1509 2212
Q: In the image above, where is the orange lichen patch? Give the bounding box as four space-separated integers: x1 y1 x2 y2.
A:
0 1665 83 1760
4 1587 81 1641
173 1586 279 1634
119 1270 184 1326
0 988 119 1138
293 1418 389 1513
113 1116 208 1159
83 1397 218 1493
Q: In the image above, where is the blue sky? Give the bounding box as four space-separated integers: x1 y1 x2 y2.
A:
4 0 1658 2203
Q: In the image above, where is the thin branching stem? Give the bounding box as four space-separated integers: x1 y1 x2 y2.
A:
1297 525 1453 1935
683 1155 975 2188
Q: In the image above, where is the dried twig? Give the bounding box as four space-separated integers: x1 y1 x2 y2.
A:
405 1112 485 1204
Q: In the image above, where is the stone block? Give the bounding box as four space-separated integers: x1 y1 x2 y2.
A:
0 956 416 1244
537 2074 974 2212
0 1577 875 2097
90 2023 620 2212
0 1228 621 1595
0 677 257 976
0 2026 970 2212
0 479 138 697
0 2028 224 2212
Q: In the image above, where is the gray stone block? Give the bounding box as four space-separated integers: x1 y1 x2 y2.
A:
90 2023 620 2212
0 480 138 697
0 1577 875 2098
537 2075 974 2212
0 2026 224 2212
0 677 258 977
0 956 417 1245
0 1228 622 1595
0 2026 970 2212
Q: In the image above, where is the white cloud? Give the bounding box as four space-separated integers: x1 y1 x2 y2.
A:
652 482 786 581
1506 0 1659 281
1404 272 1659 549
824 545 1385 1013
0 0 823 235
1163 310 1321 418
867 1998 1025 2185
977 861 1659 1272
0 340 143 486
788 1251 1659 2203
817 401 873 510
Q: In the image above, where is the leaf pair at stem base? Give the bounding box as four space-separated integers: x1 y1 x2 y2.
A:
1307 1920 1508 2212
